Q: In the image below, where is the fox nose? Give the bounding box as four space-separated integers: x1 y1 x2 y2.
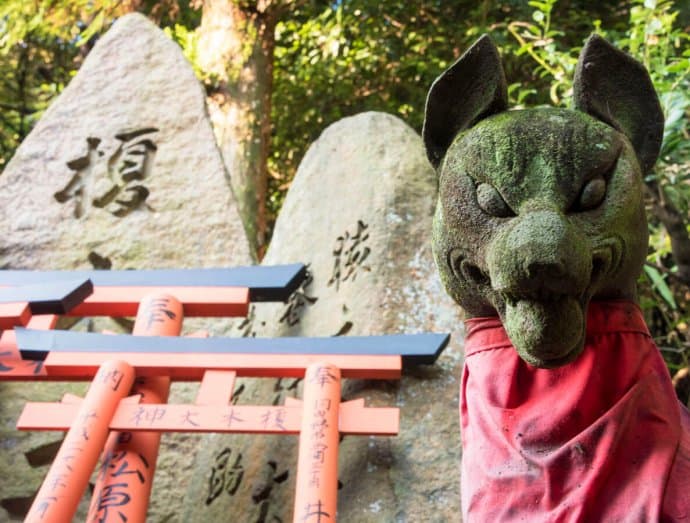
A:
525 259 567 280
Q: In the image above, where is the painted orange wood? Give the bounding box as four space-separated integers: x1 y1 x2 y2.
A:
43 352 402 380
88 294 183 523
68 286 249 317
25 360 135 523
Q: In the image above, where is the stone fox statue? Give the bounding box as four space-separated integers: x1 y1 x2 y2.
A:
424 35 690 522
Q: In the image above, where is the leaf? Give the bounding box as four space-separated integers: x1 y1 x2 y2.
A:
666 60 690 73
644 265 677 309
76 10 104 47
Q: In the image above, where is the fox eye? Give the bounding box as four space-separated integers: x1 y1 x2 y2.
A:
576 177 606 211
476 183 514 217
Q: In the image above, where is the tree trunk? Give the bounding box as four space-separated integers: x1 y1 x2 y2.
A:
197 0 277 258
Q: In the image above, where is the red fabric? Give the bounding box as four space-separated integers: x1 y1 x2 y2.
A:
461 300 690 522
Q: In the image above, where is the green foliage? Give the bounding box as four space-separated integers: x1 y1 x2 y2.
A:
164 23 206 80
269 2 467 220
265 0 630 228
0 0 634 219
0 1 116 168
644 264 678 309
267 0 538 225
506 0 690 162
507 0 578 106
0 0 200 169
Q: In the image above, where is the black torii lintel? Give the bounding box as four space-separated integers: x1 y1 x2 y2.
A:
16 328 450 365
0 264 307 302
0 279 93 314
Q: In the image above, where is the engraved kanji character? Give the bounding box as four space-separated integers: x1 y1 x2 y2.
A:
206 448 244 505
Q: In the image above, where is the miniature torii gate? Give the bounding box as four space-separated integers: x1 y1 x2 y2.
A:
0 266 448 522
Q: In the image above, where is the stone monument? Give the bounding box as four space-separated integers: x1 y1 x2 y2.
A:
0 13 251 521
183 112 464 522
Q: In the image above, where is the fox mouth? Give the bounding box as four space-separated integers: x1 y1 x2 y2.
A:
501 294 586 367
455 233 624 368
492 236 625 368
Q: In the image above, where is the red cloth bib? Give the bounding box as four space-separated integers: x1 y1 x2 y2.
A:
461 301 690 522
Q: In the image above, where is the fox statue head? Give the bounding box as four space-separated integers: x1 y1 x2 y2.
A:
425 35 664 368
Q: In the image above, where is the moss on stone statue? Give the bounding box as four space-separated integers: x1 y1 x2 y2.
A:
424 35 663 368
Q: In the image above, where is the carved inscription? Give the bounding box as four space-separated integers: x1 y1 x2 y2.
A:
54 128 158 218
207 448 245 505
279 266 318 327
88 251 113 270
231 384 245 405
327 220 371 290
253 460 289 523
206 447 289 522
237 305 267 338
272 377 302 406
255 499 284 523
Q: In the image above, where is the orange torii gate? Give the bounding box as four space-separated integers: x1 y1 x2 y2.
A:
0 268 448 522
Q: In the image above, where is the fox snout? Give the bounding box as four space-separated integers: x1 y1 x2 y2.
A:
488 210 592 301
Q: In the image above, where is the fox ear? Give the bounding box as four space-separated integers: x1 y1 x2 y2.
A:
573 34 664 173
423 35 508 169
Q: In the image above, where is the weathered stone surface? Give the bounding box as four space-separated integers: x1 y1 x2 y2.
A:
183 112 464 522
0 382 92 520
0 13 251 521
0 14 250 271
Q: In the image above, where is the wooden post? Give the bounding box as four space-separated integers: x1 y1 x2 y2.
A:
25 360 135 523
87 294 182 523
294 362 341 523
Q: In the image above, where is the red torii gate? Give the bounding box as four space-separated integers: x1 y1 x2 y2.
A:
0 268 447 522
